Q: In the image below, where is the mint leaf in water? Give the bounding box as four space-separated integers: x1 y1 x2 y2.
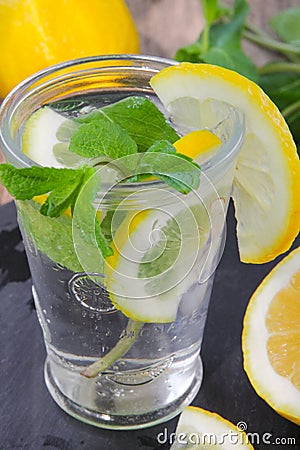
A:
94 221 114 258
71 170 114 259
137 140 201 194
53 143 84 167
39 177 83 217
146 140 199 167
146 139 176 154
19 201 104 274
103 96 179 151
69 115 137 159
77 96 179 152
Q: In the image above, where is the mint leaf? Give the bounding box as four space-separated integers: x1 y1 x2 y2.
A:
0 163 113 257
94 220 114 258
139 216 180 283
19 201 103 273
201 0 219 26
200 0 229 25
146 139 177 154
56 119 79 141
0 164 82 200
39 175 83 217
69 115 137 158
72 170 114 259
124 139 201 193
269 7 300 46
175 42 204 63
103 97 179 151
260 72 300 110
20 201 83 272
138 140 201 193
53 143 84 167
146 140 199 168
77 96 179 152
50 99 87 113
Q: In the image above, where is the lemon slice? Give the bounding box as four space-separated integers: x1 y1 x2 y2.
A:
243 246 300 425
100 129 221 323
22 106 81 167
170 406 254 449
104 202 210 323
174 129 222 165
150 63 300 263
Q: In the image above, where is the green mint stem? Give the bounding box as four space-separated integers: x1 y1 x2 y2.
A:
259 62 300 75
81 320 144 378
219 13 300 62
244 23 300 63
243 29 300 57
201 23 210 53
244 22 267 38
282 99 300 119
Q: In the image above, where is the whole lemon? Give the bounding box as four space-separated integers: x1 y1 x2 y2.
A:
0 0 139 98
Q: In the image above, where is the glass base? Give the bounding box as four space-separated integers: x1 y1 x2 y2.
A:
44 356 203 430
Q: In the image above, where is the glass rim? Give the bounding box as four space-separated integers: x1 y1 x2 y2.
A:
0 54 245 184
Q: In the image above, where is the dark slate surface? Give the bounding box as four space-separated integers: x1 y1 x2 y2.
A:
0 201 299 450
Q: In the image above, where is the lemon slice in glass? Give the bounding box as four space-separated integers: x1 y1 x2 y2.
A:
104 200 210 323
22 106 81 167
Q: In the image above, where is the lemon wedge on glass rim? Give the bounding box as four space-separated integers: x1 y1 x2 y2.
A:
242 246 300 425
150 62 300 264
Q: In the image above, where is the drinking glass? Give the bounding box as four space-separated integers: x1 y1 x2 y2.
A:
0 55 244 429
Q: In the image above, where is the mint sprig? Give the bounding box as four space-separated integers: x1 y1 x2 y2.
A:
0 164 113 258
0 164 83 200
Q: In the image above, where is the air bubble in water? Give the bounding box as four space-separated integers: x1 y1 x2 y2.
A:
97 391 106 398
